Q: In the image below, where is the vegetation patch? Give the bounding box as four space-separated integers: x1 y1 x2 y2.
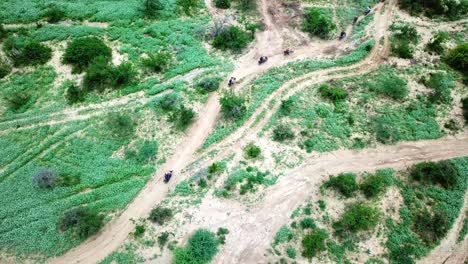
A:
173 229 219 264
323 173 358 198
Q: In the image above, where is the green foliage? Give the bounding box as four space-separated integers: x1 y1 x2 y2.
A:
272 124 294 142
409 160 459 189
279 98 295 116
302 7 336 39
83 56 114 90
462 97 468 123
156 92 183 112
286 247 296 259
318 84 348 102
214 0 231 9
360 169 393 198
208 162 225 174
219 168 275 196
324 173 358 198
391 24 419 59
426 31 449 54
0 56 12 79
213 26 252 52
176 0 200 15
274 225 294 245
216 227 229 244
59 207 104 239
366 66 408 100
301 229 328 260
244 143 261 159
173 229 219 264
195 77 221 93
445 43 468 75
237 0 256 11
300 218 316 229
3 36 52 67
143 0 164 18
148 207 173 225
44 6 65 23
333 203 379 236
398 0 468 19
0 24 6 41
170 106 196 129
413 209 449 245
220 92 247 120
32 168 58 188
458 214 468 242
112 62 136 87
133 225 146 238
158 232 170 248
105 112 135 138
65 81 85 104
63 37 112 73
423 72 454 104
142 51 172 73
125 140 158 164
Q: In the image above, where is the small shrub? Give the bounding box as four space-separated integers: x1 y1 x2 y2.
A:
213 26 252 52
112 62 135 87
158 232 170 248
33 168 58 188
0 24 7 41
3 37 52 67
133 225 145 238
360 170 393 198
208 162 224 175
391 40 414 59
391 24 419 59
173 229 219 264
143 0 164 18
244 143 261 159
176 0 199 15
44 6 65 23
238 0 256 11
195 77 221 93
333 203 379 236
216 227 229 244
105 112 135 138
3 90 32 113
424 72 454 104
280 98 294 115
409 160 459 189
300 218 316 229
272 124 295 142
125 140 158 163
220 93 246 119
142 51 171 73
373 117 401 144
59 207 104 239
214 0 230 9
445 43 468 75
274 225 294 244
324 173 358 198
63 37 112 73
413 209 449 245
83 57 113 90
0 56 12 79
302 7 336 39
286 247 296 259
65 81 85 104
301 229 328 260
318 84 348 102
426 31 449 54
367 66 408 100
170 106 196 129
148 207 173 225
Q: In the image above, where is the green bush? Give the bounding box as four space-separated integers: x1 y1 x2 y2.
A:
170 106 196 129
424 72 454 104
216 227 229 244
173 229 219 264
398 0 468 19
176 0 199 15
214 0 230 9
324 172 358 198
409 160 459 189
208 162 224 174
426 31 448 54
272 124 295 142
143 0 164 18
0 56 12 79
391 40 414 59
105 112 135 138
280 98 294 116
65 81 85 104
286 247 296 259
63 37 112 73
318 84 348 102
413 209 449 245
3 90 33 113
125 140 158 163
44 6 65 23
148 207 173 225
156 92 183 112
301 229 328 260
112 62 136 87
83 57 114 91
133 225 145 238
220 93 246 119
366 66 408 100
142 51 171 73
244 143 261 159
3 37 52 66
274 225 294 244
213 26 252 52
300 218 316 229
360 170 393 198
59 207 104 239
391 24 419 59
373 117 401 144
462 97 468 123
158 232 170 248
333 203 379 236
445 43 468 75
195 77 221 93
32 168 58 188
302 7 336 39
0 24 7 41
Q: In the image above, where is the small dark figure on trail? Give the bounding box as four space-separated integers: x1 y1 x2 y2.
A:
283 49 294 56
164 170 173 183
258 56 268 65
228 77 236 87
339 31 347 40
353 16 359 24
364 6 371 15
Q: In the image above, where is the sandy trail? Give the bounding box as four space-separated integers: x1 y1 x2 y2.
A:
180 134 468 263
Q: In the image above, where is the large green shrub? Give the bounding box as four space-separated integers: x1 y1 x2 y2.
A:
105 112 135 138
0 24 7 41
156 92 183 112
366 66 408 100
173 229 219 264
111 62 136 87
44 6 65 23
148 207 173 225
360 169 393 198
391 24 419 59
301 229 328 260
83 57 114 91
170 106 196 129
176 0 199 15
413 209 449 245
424 72 454 104
142 51 172 73
213 26 252 52
445 43 468 75
272 124 295 142
195 77 221 93
318 84 348 102
409 160 459 189
3 36 52 66
244 143 261 159
63 37 112 73
426 31 449 55
220 93 246 119
324 172 358 198
143 0 164 18
302 7 336 39
333 203 379 236
59 207 104 239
